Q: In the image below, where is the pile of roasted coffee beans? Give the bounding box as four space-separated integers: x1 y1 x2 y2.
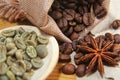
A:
49 0 107 40
59 20 120 77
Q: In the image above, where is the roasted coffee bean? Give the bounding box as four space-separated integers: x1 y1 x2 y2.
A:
83 13 94 26
64 43 73 55
78 39 88 46
61 26 69 33
65 9 76 18
63 12 74 21
75 13 83 23
74 53 84 65
66 3 77 9
95 35 105 45
74 59 81 65
59 43 73 54
50 11 62 20
59 54 71 62
59 43 66 53
74 53 83 60
93 3 107 19
105 33 114 41
52 1 61 9
72 40 78 50
111 20 120 29
65 27 73 36
74 25 85 32
56 18 68 28
62 64 75 74
76 64 86 77
114 34 120 44
70 32 79 41
78 6 89 15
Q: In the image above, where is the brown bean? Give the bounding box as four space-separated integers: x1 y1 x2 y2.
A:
72 40 78 50
56 18 68 28
70 32 79 40
79 0 88 6
59 54 71 62
83 13 94 26
93 3 107 19
76 64 86 77
75 14 82 23
50 11 62 20
114 34 120 44
105 33 114 41
74 53 83 59
74 59 81 65
110 20 120 29
62 64 75 74
64 43 73 55
65 27 73 36
74 25 85 32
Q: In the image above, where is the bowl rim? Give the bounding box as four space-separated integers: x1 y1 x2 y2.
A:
0 25 59 80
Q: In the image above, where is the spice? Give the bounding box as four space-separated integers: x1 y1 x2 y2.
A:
59 33 120 77
77 35 118 77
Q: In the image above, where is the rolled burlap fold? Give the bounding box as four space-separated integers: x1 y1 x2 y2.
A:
19 0 72 43
0 0 110 43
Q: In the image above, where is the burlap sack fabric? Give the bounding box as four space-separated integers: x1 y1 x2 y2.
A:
0 0 110 43
0 0 25 21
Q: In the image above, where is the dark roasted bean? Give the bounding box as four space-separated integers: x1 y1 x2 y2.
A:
62 64 75 74
110 20 120 29
105 33 114 41
74 53 83 59
93 3 107 19
59 54 71 62
76 64 86 77
114 34 120 44
50 11 62 20
70 32 79 41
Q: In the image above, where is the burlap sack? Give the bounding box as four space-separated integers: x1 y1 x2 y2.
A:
0 0 110 43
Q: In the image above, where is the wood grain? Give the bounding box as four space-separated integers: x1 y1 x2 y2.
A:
0 18 76 80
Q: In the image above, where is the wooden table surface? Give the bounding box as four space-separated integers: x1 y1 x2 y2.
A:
0 19 76 80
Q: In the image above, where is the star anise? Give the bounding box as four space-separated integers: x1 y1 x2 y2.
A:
77 35 118 77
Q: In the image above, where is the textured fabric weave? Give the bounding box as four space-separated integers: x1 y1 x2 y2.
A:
19 0 72 43
0 0 25 21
